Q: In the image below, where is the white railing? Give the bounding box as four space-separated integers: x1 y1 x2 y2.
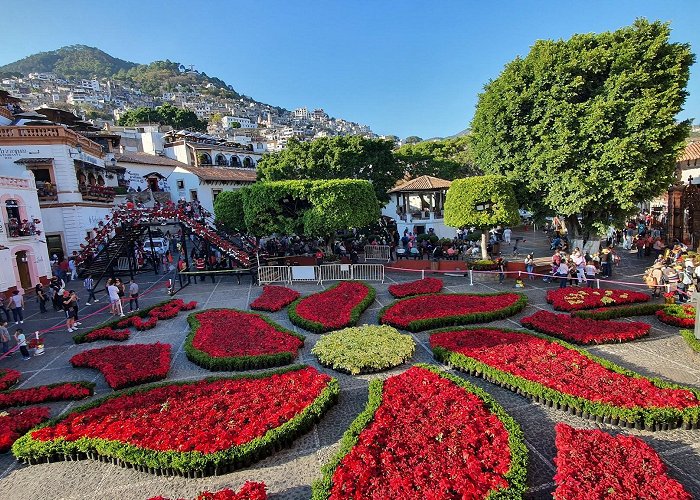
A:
352 264 385 283
258 265 291 285
364 244 391 261
257 264 385 285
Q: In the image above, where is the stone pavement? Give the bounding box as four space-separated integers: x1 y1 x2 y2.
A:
0 230 699 499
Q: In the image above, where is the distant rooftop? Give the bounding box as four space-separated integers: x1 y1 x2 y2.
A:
387 175 452 193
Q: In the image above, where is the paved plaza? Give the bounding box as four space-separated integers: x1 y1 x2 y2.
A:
0 231 699 499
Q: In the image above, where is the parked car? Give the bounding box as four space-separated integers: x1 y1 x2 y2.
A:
143 238 168 256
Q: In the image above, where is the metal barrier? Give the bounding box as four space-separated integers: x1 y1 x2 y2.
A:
352 263 385 283
257 264 385 285
364 245 392 262
258 266 291 285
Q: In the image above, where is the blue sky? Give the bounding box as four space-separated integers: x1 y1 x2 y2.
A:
1 0 698 139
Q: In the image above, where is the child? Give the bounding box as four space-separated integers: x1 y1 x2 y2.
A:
14 328 30 360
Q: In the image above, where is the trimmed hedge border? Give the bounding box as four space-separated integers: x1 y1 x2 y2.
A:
184 309 305 371
73 298 186 344
288 281 376 334
378 292 528 332
12 365 339 477
431 326 700 431
680 330 700 354
310 363 527 499
572 303 665 320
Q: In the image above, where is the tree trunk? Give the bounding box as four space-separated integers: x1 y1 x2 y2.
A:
564 215 589 246
481 232 489 260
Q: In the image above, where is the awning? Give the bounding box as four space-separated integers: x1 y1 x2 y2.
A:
14 158 54 164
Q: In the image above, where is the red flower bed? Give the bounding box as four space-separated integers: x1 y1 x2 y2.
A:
0 381 94 410
70 343 171 390
546 287 649 311
0 407 50 453
289 281 376 333
315 365 526 499
0 369 21 391
554 423 690 499
73 327 130 344
387 277 443 298
116 299 198 331
149 482 266 500
521 310 651 344
431 327 700 428
250 286 300 312
380 292 527 332
656 304 695 328
15 367 338 475
186 309 304 370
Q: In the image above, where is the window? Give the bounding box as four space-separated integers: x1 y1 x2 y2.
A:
176 179 185 189
212 189 222 201
190 190 198 201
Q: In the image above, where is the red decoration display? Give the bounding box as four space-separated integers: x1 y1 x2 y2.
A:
0 407 50 453
0 369 21 391
546 287 649 312
250 286 300 312
387 277 444 298
148 482 267 500
0 382 94 410
656 305 695 328
521 310 651 344
554 423 690 499
289 281 375 333
70 343 171 390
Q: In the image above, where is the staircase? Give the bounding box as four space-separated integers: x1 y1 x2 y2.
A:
78 225 148 289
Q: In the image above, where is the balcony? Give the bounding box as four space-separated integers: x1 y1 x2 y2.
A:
0 126 104 157
79 184 116 203
5 223 36 239
37 182 57 201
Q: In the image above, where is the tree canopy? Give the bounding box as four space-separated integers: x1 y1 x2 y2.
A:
213 190 245 232
117 103 207 131
228 179 379 239
394 136 479 180
404 136 423 144
469 19 694 238
256 137 401 203
444 175 520 258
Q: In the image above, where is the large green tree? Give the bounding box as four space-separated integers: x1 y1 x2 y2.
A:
444 175 520 258
256 137 401 203
470 19 694 240
394 136 479 180
231 180 379 244
117 103 207 131
213 190 245 232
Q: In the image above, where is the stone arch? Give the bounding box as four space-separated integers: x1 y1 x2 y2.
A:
229 155 241 168
11 244 40 288
198 153 212 165
215 154 228 166
243 156 253 168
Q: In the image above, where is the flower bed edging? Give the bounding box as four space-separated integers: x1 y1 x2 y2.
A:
521 310 650 344
379 292 527 332
311 364 527 499
0 369 21 391
680 330 700 354
0 381 95 410
571 303 665 320
185 309 305 371
12 365 339 477
288 281 376 334
431 327 700 430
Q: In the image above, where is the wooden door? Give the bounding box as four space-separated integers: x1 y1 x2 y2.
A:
15 251 31 289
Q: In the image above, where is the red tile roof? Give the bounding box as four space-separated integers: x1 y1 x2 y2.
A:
387 175 451 193
115 152 189 168
679 141 700 163
181 165 258 182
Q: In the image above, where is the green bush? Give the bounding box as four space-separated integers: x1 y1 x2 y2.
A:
572 303 664 320
311 325 415 375
680 330 700 354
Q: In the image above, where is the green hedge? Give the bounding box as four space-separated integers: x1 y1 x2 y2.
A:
73 298 180 344
571 303 664 320
379 292 527 332
288 281 376 334
184 309 305 371
311 363 527 499
432 326 700 430
311 325 415 375
680 330 700 354
12 365 338 477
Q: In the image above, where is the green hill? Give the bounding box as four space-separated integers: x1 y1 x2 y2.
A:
0 45 136 79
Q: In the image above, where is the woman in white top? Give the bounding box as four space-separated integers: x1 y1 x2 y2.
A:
557 261 570 289
10 290 23 324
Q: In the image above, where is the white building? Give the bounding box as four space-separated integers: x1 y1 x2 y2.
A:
222 116 255 129
293 107 309 120
383 175 453 238
0 171 52 293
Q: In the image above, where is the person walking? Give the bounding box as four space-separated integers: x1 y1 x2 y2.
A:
68 258 78 281
14 328 30 360
584 260 598 287
600 248 612 278
503 227 512 245
62 291 77 333
10 290 23 325
572 249 586 285
35 283 47 313
496 258 506 284
0 321 10 354
84 275 98 305
128 280 139 312
107 280 122 317
651 263 665 298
